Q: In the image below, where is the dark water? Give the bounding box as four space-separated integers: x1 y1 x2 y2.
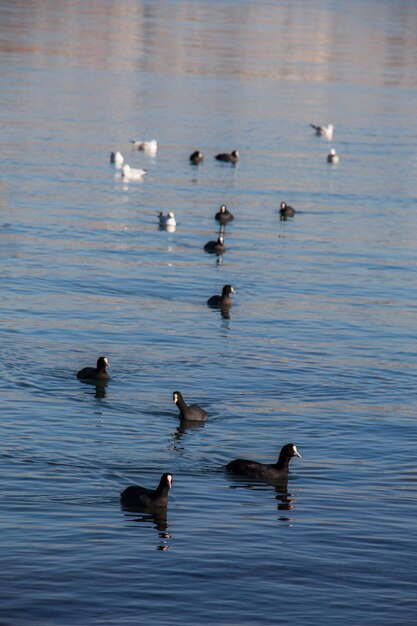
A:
1 1 417 624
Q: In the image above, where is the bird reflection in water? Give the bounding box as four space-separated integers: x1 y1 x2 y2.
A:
93 382 107 399
215 224 226 267
274 482 297 524
162 223 176 233
207 300 233 320
78 379 108 400
122 508 171 551
227 476 297 524
170 419 206 448
212 301 232 320
220 307 231 322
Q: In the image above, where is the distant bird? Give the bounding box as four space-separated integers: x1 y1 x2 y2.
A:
120 473 173 508
204 235 225 254
110 151 124 169
76 356 110 381
207 284 236 307
226 443 301 482
215 150 239 164
189 150 204 165
280 201 296 221
173 391 208 421
215 204 234 224
121 164 147 181
158 211 176 228
130 139 158 154
310 123 334 139
327 148 340 164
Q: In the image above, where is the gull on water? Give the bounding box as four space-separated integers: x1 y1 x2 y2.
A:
158 211 176 227
110 151 124 169
310 123 334 139
327 148 340 164
130 139 158 154
121 164 147 181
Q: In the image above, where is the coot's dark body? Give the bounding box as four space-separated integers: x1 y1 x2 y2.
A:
280 202 296 221
120 473 173 508
215 150 239 164
204 235 225 254
76 356 110 381
207 284 236 307
226 443 301 482
189 150 204 165
173 391 208 421
215 205 234 224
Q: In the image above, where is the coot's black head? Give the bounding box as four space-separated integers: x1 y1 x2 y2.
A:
220 204 227 213
97 356 109 371
280 443 301 460
218 235 225 245
231 150 239 158
190 150 203 163
280 201 287 209
159 473 173 490
173 391 183 404
222 284 236 297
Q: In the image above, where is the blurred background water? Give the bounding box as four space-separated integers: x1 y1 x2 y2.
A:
0 0 417 624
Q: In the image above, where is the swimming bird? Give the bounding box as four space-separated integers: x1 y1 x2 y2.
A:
215 204 234 224
110 151 124 169
327 148 340 164
280 201 296 221
173 391 208 421
207 284 236 307
120 473 173 508
158 211 176 228
121 164 147 181
215 150 239 164
204 235 225 254
76 356 110 381
130 139 158 154
310 123 334 139
226 443 301 482
189 150 204 165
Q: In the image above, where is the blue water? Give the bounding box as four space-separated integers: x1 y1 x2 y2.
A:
1 1 417 624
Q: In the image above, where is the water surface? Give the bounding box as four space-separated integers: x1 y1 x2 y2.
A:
1 1 417 624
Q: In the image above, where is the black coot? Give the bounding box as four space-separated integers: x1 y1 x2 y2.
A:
215 204 234 223
189 150 204 165
204 235 225 254
173 391 208 421
226 443 301 481
280 202 296 221
215 150 239 164
120 473 173 508
76 356 110 381
207 284 236 307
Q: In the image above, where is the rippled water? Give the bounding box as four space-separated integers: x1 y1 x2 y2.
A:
1 1 417 624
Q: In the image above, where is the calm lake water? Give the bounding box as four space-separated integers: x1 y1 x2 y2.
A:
1 1 417 624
